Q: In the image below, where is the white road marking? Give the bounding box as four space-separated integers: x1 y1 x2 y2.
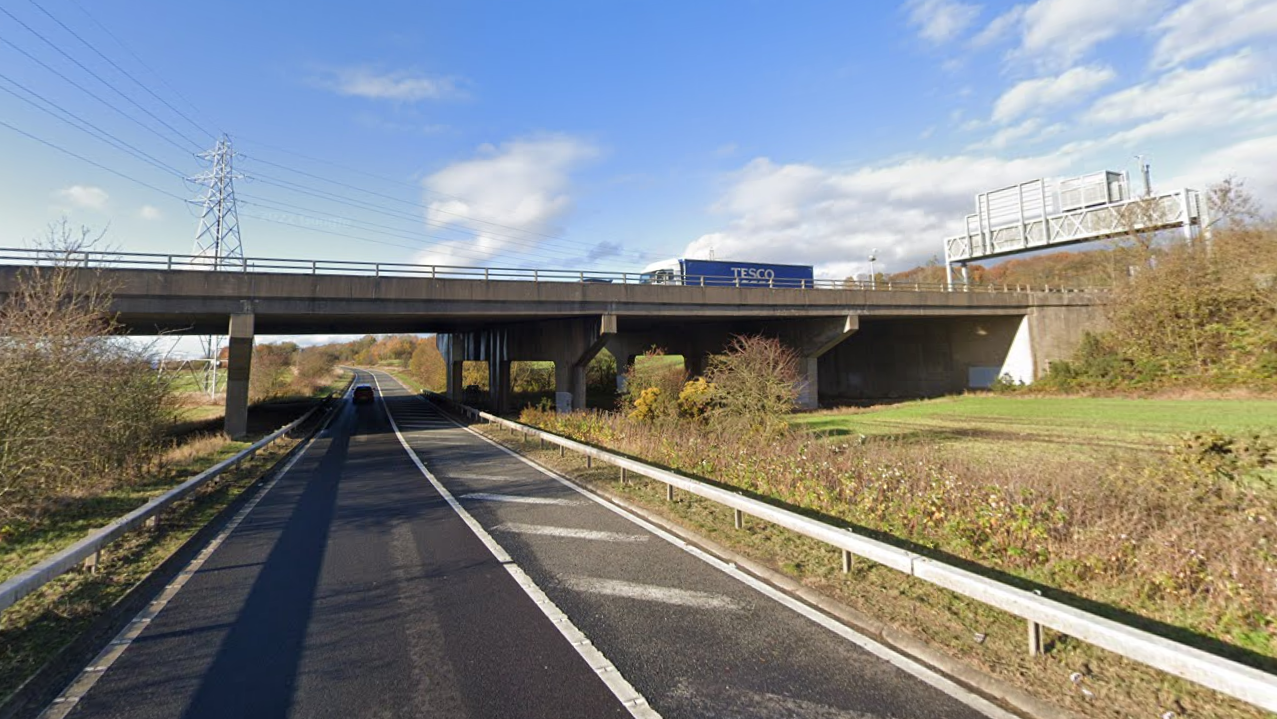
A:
38 386 345 719
459 492 581 506
398 381 1019 719
370 373 660 719
493 523 649 543
562 576 743 611
668 681 884 719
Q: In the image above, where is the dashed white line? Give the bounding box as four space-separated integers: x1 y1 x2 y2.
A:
561 577 743 611
394 379 1019 719
493 523 649 543
370 373 660 719
460 492 582 506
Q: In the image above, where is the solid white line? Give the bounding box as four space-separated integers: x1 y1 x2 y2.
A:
386 377 1019 719
562 576 743 611
369 374 660 719
493 523 649 543
460 492 581 506
38 389 344 719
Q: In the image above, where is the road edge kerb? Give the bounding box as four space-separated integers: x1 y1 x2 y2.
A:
0 395 345 719
428 399 1079 719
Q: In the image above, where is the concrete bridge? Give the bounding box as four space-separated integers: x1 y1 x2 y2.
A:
0 259 1105 438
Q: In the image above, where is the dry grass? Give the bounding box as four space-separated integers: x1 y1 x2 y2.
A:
482 416 1277 719
517 407 1277 662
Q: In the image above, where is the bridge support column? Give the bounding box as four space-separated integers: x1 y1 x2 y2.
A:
488 359 511 415
605 336 643 392
797 357 820 410
756 315 859 411
683 353 708 378
224 313 254 440
547 314 616 412
447 360 463 401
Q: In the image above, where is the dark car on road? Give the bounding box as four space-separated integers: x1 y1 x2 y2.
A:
352 384 375 404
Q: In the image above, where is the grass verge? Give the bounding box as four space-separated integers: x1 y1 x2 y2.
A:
467 416 1276 719
0 397 335 709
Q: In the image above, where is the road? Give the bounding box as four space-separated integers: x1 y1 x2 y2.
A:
49 369 1014 719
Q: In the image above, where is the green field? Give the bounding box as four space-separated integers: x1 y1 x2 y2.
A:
795 395 1277 472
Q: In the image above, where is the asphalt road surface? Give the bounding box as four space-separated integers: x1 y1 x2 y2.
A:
51 369 1015 719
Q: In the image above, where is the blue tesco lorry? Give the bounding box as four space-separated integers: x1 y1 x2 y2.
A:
639 258 815 288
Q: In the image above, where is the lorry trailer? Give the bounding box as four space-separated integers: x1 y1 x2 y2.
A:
639 258 815 288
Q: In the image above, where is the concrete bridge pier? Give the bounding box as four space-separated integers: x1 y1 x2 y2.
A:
603 336 642 392
488 359 512 415
762 314 860 410
224 313 254 440
446 360 464 401
683 353 708 378
547 314 615 411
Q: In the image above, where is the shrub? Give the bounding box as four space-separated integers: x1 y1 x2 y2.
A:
0 221 175 521
622 348 685 419
677 377 716 419
704 335 800 430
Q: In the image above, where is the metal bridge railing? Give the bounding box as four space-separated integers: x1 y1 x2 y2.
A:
0 247 1106 294
438 396 1276 713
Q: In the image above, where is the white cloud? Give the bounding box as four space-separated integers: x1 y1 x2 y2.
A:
992 64 1115 123
414 135 599 265
683 152 1074 278
1183 136 1277 201
1075 50 1277 149
969 118 1067 150
315 67 462 102
971 5 1024 48
1090 51 1263 124
53 185 109 211
1011 0 1169 67
138 205 162 221
1153 0 1277 68
907 0 982 43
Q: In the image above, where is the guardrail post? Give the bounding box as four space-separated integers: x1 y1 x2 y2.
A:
83 550 101 574
559 445 565 458
666 483 674 501
620 467 628 484
734 508 743 529
842 549 853 573
586 455 593 469
1028 620 1043 656
145 514 160 530
539 437 545 449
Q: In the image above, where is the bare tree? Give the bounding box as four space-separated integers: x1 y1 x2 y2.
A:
0 220 174 520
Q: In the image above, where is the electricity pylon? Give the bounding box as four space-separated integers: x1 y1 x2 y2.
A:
189 135 246 398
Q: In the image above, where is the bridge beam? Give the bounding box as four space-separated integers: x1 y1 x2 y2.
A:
224 313 254 440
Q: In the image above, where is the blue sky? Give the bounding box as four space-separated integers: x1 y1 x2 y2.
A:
3 0 1276 289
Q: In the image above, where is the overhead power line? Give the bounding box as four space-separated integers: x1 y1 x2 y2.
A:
238 196 590 266
244 173 597 258
67 0 221 133
237 141 655 262
0 72 187 177
0 34 195 155
25 0 216 143
0 5 202 150
0 118 188 202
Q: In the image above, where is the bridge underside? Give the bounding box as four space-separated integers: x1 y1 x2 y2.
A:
0 265 1104 437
